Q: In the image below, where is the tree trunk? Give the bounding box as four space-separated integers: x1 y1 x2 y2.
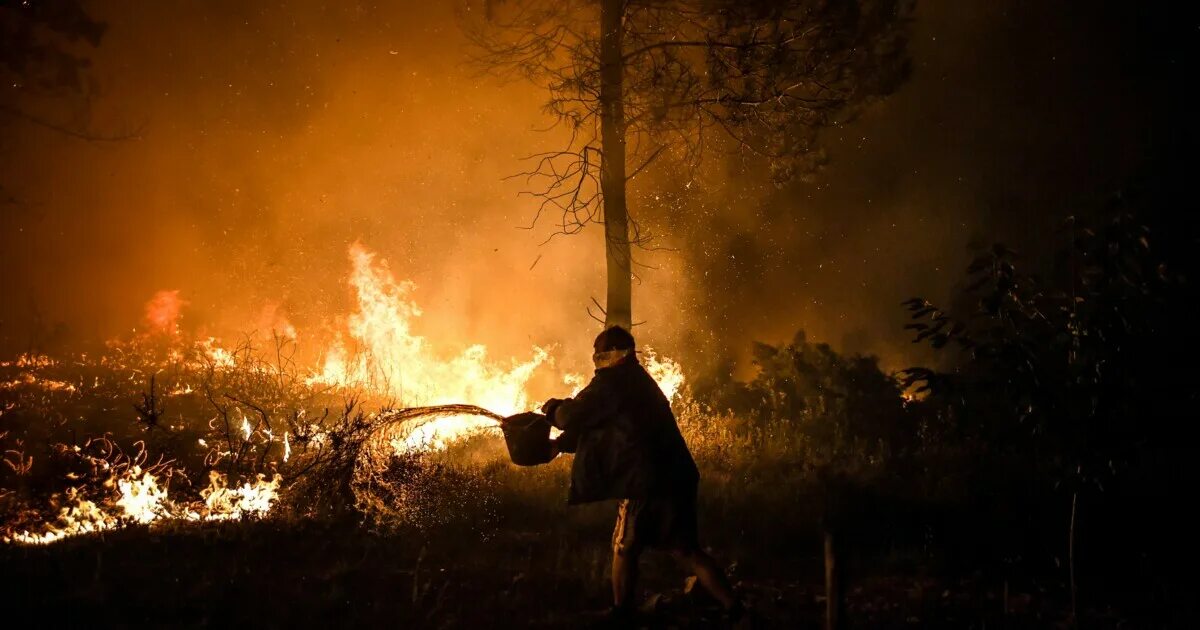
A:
598 0 631 331
824 528 842 630
1069 491 1078 627
823 472 846 630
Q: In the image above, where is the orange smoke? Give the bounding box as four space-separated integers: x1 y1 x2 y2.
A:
255 302 297 340
143 290 186 334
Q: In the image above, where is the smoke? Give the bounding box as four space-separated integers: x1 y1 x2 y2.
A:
0 1 1189 380
642 0 1189 375
143 289 185 334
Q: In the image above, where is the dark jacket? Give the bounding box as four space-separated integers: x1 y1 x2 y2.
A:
552 358 699 505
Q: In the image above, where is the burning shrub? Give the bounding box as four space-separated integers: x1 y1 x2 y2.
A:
282 402 504 524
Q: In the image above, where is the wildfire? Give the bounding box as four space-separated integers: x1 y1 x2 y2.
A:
309 243 557 447
305 243 686 449
2 242 688 545
0 372 77 393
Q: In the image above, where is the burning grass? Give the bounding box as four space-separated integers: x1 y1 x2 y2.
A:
0 323 701 550
0 240 1036 622
0 242 694 545
0 339 675 545
0 243 549 541
0 325 1112 626
0 341 509 543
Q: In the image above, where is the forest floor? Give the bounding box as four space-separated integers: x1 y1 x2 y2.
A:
2 513 1110 629
0 353 1169 628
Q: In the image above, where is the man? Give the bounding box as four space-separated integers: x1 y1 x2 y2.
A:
543 326 744 623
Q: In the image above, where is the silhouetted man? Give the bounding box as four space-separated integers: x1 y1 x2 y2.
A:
543 326 743 623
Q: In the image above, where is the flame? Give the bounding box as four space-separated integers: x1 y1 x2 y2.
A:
304 244 684 435
200 471 281 521
114 468 171 524
2 242 689 543
310 243 553 446
9 491 114 544
0 373 77 393
200 337 237 369
144 290 186 334
0 354 56 369
4 466 281 545
643 348 684 402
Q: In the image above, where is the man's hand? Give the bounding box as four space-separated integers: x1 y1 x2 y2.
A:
541 398 565 421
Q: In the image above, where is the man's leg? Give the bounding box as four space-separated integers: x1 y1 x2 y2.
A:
611 499 642 611
612 546 640 609
666 490 741 612
669 548 738 610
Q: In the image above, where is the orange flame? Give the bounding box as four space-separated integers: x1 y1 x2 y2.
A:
643 348 684 402
4 467 280 545
4 243 690 544
309 243 556 446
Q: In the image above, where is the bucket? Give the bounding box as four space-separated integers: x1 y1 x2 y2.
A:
501 412 554 466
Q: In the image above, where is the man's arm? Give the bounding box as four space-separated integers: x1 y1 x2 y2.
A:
550 374 619 432
545 373 619 453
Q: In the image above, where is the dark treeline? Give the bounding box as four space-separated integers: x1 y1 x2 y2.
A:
688 154 1199 625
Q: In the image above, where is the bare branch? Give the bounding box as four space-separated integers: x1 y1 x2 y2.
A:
469 0 913 248
0 103 144 142
626 144 666 181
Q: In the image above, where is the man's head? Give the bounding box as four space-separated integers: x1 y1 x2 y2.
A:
593 326 635 369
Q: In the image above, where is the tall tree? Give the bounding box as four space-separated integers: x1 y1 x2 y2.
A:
466 0 912 329
1 0 137 208
0 0 119 139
